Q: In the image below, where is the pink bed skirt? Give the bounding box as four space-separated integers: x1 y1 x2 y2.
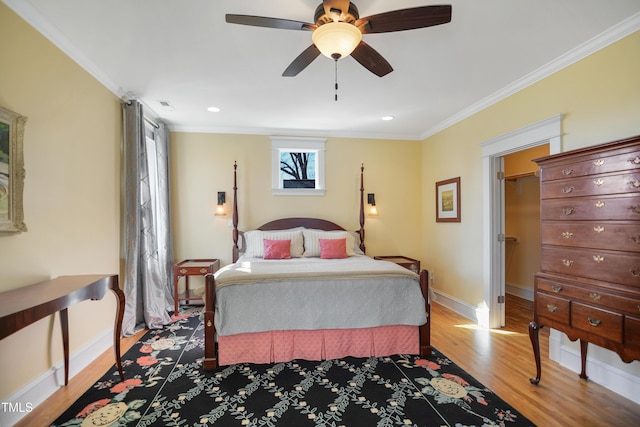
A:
217 325 419 366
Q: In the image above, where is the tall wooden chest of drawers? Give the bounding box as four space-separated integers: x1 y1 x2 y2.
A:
529 135 640 384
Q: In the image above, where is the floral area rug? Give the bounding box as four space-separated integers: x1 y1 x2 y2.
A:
53 309 535 426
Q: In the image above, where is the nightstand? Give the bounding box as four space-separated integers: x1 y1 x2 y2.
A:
374 255 420 273
173 259 220 313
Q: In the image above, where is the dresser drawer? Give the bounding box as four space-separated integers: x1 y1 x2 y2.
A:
535 292 570 324
536 275 640 314
541 149 640 182
541 246 640 288
571 302 623 342
625 316 640 348
541 172 640 199
541 194 640 221
541 221 640 252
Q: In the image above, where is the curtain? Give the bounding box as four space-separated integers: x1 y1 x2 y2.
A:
122 100 174 335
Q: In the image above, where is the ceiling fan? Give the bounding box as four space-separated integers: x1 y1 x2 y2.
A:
226 1 452 77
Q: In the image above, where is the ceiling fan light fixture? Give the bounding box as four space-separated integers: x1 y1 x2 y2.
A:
312 22 362 59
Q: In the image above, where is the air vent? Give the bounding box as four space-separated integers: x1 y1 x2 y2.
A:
158 100 174 111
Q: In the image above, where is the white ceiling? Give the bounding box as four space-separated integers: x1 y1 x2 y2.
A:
4 0 640 140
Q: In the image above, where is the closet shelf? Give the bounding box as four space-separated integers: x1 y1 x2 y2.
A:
505 236 519 243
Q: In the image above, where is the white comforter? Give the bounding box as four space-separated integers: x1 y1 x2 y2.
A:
213 255 427 336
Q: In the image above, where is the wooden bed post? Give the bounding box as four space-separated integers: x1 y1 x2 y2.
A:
232 161 239 263
359 163 366 253
204 273 218 369
419 269 432 357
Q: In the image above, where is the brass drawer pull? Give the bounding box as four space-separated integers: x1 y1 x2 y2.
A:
562 259 574 267
562 207 575 216
593 226 605 233
594 201 605 208
179 268 188 274
562 186 575 194
562 232 574 239
589 292 601 301
588 317 602 327
630 178 640 188
207 320 212 327
562 168 574 176
629 156 640 165
593 255 605 263
593 178 604 186
593 159 605 167
631 268 640 277
631 206 640 214
551 285 563 293
200 268 208 273
631 235 640 244
547 304 558 313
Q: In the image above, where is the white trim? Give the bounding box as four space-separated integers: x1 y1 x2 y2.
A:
551 341 640 405
271 136 326 196
481 114 563 329
0 328 114 427
421 12 640 139
431 289 479 323
505 283 534 302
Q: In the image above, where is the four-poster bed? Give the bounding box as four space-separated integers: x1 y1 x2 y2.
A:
203 163 431 369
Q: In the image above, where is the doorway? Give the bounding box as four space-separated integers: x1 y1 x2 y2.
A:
480 115 562 329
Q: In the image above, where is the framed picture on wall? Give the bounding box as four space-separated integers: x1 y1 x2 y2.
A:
435 177 461 222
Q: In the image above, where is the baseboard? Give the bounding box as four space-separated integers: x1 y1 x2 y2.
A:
505 283 534 301
0 328 113 427
549 335 640 405
431 288 478 323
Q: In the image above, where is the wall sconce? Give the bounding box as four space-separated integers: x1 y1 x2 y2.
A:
215 191 226 216
367 193 378 216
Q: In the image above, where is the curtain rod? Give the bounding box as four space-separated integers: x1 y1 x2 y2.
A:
122 94 160 128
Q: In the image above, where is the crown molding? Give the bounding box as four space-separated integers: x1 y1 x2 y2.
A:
420 12 640 140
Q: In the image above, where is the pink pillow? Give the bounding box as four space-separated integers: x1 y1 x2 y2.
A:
263 239 291 259
319 238 348 259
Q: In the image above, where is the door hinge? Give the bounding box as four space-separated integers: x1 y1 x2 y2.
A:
497 171 505 180
498 295 505 304
497 233 505 242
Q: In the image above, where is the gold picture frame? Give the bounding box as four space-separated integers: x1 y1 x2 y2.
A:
435 177 460 223
0 106 28 232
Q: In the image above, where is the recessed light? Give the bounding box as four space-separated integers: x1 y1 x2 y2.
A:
381 116 394 121
207 106 221 113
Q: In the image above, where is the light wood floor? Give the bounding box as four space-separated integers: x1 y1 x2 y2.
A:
17 295 640 426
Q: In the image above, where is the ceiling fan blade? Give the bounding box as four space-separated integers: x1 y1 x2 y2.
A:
226 14 315 31
282 45 321 77
350 41 393 77
322 0 352 19
356 5 451 34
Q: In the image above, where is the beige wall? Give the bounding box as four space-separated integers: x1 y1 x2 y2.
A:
3 0 640 406
422 30 640 375
0 4 121 400
170 133 423 271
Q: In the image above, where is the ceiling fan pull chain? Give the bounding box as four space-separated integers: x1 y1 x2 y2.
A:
334 57 339 101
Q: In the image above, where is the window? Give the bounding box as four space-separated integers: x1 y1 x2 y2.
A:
271 137 326 196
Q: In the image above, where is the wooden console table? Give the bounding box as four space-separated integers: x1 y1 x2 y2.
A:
0 274 125 385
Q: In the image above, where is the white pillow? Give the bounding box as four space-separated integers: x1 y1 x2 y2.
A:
303 229 358 257
244 229 304 258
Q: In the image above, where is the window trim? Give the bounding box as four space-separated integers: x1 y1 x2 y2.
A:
271 136 326 196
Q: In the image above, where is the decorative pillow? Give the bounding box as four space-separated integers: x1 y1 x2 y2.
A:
303 229 357 257
319 238 348 259
263 239 292 259
244 229 304 258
